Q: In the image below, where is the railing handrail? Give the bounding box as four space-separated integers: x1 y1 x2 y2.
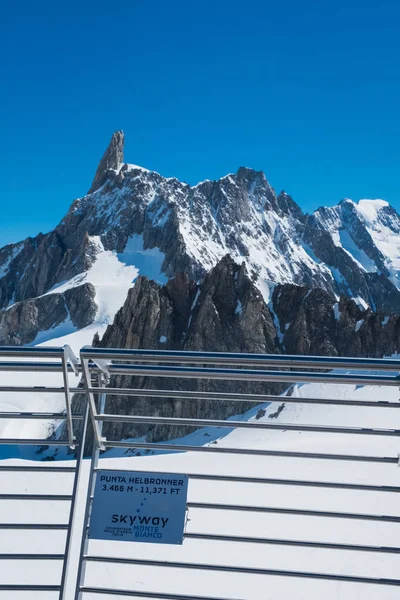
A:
0 346 398 378
80 346 400 371
0 345 67 358
1 344 400 597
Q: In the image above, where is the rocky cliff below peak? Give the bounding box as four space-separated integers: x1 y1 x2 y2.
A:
78 256 400 445
0 282 97 346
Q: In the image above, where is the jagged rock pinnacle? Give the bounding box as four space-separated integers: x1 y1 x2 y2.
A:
88 130 124 194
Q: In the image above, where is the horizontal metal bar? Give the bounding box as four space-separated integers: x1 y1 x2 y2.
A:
98 468 400 494
80 587 235 600
0 494 72 501
0 361 76 373
185 532 400 554
80 346 400 371
1 347 399 375
0 412 82 420
83 556 400 587
0 346 65 358
186 471 400 487
0 554 64 560
106 364 400 386
104 440 399 466
0 386 84 394
187 501 400 522
88 387 400 408
0 523 68 529
97 413 400 438
0 465 76 472
96 466 400 495
0 585 61 591
0 438 76 446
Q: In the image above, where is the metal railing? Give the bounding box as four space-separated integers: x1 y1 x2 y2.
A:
1 345 400 598
0 345 85 598
72 347 400 599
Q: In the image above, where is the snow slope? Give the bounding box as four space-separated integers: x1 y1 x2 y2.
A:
315 198 400 291
0 377 400 599
29 234 166 354
174 182 334 301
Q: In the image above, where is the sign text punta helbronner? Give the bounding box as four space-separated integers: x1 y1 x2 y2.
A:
89 469 189 545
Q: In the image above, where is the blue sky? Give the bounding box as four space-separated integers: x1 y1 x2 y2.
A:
1 0 400 246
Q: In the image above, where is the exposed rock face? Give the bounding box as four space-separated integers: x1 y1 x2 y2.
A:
302 219 372 302
309 199 400 312
70 256 400 448
184 256 277 353
63 283 97 330
273 283 400 358
0 230 96 311
0 283 96 345
76 257 282 445
88 131 124 194
272 286 338 356
100 256 278 355
99 273 196 351
0 294 68 346
364 272 400 315
0 229 102 345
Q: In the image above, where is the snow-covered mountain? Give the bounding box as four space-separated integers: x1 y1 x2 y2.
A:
310 198 400 311
1 130 400 350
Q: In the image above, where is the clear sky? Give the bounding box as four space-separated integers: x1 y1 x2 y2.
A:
1 0 400 246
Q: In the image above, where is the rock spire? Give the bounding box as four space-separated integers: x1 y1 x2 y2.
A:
88 130 124 194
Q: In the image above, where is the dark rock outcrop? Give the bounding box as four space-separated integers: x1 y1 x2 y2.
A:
0 229 97 311
272 285 338 356
0 283 97 345
273 283 400 358
365 272 400 314
69 255 400 448
73 257 281 445
88 130 124 194
64 283 97 329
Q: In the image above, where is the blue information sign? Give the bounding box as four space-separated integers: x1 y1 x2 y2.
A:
89 469 189 545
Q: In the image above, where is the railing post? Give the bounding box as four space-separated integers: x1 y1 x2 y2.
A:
61 346 77 450
58 400 90 600
81 355 106 450
74 371 107 600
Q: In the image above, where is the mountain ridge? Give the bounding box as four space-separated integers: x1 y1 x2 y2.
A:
1 131 400 349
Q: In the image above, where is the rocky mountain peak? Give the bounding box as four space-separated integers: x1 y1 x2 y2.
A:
88 130 124 194
276 190 305 220
338 197 353 207
3 131 400 356
236 165 266 183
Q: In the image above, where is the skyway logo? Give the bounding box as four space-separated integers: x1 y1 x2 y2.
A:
111 514 169 527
